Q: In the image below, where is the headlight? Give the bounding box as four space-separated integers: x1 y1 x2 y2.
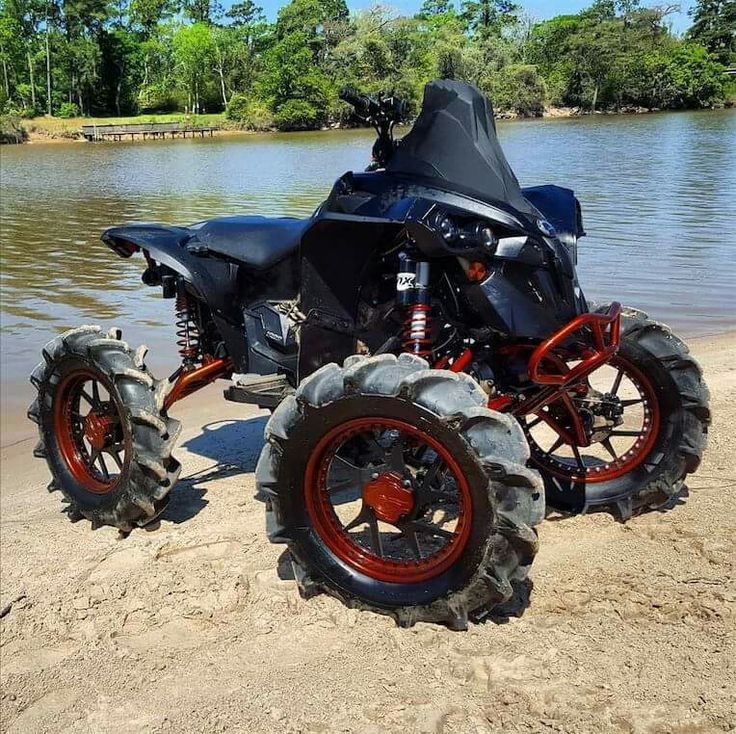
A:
437 214 458 242
471 222 497 250
428 209 458 242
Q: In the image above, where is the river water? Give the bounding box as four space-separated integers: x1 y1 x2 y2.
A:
1 110 735 438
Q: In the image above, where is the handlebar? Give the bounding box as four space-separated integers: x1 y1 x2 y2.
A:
339 87 406 169
339 87 404 123
339 88 377 117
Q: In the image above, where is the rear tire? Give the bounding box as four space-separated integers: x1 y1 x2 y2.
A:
257 353 544 629
29 326 182 532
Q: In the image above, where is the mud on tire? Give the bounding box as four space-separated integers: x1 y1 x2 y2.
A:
28 326 181 532
257 353 545 629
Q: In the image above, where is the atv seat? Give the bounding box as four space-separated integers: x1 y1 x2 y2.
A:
190 216 311 271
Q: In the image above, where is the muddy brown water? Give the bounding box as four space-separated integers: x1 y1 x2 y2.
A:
1 110 735 443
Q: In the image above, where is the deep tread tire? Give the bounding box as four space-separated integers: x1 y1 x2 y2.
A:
29 326 182 532
543 305 711 518
257 353 544 629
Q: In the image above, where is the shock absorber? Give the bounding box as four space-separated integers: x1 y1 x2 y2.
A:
175 284 201 367
397 253 432 356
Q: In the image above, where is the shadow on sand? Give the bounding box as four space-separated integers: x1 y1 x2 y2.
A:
160 415 268 525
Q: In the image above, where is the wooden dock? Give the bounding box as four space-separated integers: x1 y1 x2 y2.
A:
81 122 219 142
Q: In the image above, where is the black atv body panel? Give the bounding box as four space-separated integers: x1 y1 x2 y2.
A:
522 185 585 260
188 216 310 270
101 80 591 382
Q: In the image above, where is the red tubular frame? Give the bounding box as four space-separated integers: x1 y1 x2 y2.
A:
436 305 623 446
527 302 621 386
163 357 233 412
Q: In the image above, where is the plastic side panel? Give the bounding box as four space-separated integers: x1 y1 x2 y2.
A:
102 223 245 342
298 215 400 378
465 265 582 340
522 185 585 262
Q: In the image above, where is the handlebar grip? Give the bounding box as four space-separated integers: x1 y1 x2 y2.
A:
339 88 375 116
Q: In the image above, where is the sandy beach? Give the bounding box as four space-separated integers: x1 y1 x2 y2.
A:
1 331 734 733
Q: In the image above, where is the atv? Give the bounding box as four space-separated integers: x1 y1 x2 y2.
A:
29 81 710 629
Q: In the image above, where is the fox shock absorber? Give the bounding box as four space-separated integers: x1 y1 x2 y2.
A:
397 253 432 356
175 282 201 367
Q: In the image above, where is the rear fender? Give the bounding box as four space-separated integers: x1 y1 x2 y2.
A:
102 224 246 359
102 223 199 289
102 224 241 314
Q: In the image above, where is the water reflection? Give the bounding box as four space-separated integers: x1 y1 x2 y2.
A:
1 111 735 434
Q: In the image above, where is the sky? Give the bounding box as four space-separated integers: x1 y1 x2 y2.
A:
255 0 697 35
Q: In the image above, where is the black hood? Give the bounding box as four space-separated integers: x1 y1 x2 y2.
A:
387 80 537 217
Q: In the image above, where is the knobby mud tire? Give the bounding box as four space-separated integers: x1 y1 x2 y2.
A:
256 353 545 629
543 305 711 518
28 326 181 532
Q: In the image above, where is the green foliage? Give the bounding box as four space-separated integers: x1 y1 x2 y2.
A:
58 101 80 117
0 113 28 142
0 0 729 135
274 98 323 130
259 31 332 129
225 92 273 129
491 64 546 115
526 5 727 111
688 0 736 65
419 0 456 18
461 0 518 35
664 43 725 108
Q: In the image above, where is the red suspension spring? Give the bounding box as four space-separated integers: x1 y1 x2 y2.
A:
175 292 201 364
402 303 433 356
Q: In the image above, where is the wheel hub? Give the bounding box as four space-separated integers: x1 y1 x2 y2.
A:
576 390 625 443
363 471 414 524
83 409 115 450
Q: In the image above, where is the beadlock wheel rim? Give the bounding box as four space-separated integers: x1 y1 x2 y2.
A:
524 355 661 483
304 417 473 584
53 369 129 494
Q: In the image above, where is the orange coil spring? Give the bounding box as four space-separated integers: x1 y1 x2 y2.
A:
175 292 201 363
402 303 433 356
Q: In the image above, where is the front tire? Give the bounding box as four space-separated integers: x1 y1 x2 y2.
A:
526 306 710 518
28 326 182 532
257 353 544 629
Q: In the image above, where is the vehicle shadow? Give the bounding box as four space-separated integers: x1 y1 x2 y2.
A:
160 415 269 525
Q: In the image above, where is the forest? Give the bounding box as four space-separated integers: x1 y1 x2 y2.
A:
0 0 733 133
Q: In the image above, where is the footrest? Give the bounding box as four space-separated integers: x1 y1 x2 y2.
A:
224 373 293 409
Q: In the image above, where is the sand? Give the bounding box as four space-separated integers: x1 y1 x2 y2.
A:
1 332 734 734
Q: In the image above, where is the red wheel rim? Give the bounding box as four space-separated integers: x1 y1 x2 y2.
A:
304 417 473 583
53 370 128 494
523 355 660 483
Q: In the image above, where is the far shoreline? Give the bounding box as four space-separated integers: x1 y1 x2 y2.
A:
9 104 734 147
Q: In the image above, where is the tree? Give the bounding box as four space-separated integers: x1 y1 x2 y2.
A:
665 42 725 106
211 25 240 106
460 0 518 35
492 63 546 114
129 0 178 35
688 0 736 65
100 28 143 115
225 0 263 26
183 0 222 25
173 22 214 112
418 0 455 18
259 31 332 129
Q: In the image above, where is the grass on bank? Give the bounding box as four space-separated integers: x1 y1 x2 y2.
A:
23 112 228 139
